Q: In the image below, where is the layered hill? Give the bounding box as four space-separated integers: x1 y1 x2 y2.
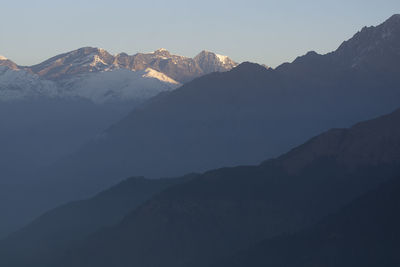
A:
2 104 400 267
57 108 400 267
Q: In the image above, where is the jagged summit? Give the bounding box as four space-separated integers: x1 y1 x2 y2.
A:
276 14 400 74
331 13 400 71
154 48 169 53
27 47 115 79
195 50 232 63
153 48 171 57
337 13 400 49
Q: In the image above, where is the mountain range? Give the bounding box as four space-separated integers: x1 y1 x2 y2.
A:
37 14 400 190
1 13 400 267
0 48 236 103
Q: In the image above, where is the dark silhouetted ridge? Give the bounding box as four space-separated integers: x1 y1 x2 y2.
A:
8 107 398 267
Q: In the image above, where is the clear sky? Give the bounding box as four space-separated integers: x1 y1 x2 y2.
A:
0 0 399 67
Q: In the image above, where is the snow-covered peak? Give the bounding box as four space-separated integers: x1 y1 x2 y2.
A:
143 68 180 85
195 50 236 65
193 50 238 74
0 55 8 60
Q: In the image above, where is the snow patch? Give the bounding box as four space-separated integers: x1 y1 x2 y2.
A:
143 68 180 85
63 69 180 103
90 55 109 67
0 67 180 104
216 54 228 64
0 55 8 61
0 66 59 101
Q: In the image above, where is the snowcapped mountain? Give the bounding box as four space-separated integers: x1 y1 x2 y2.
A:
194 50 238 73
0 48 236 103
28 47 115 80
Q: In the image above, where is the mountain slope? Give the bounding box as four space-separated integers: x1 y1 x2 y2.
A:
0 175 193 267
16 107 400 267
217 177 400 267
0 66 58 100
56 68 179 104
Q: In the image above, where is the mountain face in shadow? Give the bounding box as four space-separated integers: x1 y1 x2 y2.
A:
45 15 400 189
216 177 400 267
3 106 400 267
53 108 400 267
0 175 194 267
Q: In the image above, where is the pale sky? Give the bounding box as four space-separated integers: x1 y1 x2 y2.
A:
0 0 399 67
